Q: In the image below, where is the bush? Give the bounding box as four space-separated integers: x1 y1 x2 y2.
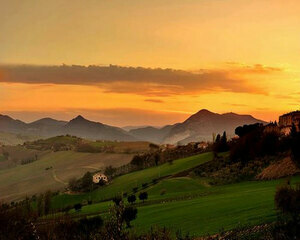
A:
127 194 136 204
139 192 148 203
122 206 137 228
112 196 122 206
275 183 300 221
74 203 82 212
68 172 96 193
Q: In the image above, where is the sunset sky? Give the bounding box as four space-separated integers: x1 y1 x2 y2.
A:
0 0 299 126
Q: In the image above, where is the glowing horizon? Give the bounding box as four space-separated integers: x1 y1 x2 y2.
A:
0 0 299 126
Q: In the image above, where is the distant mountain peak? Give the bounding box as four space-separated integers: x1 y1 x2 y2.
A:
194 109 216 116
197 109 213 114
74 115 85 120
184 109 217 123
69 115 90 124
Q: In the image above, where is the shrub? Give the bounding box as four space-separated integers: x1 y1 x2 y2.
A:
275 183 300 221
74 203 82 212
122 206 137 228
112 196 122 206
139 192 148 203
127 194 136 204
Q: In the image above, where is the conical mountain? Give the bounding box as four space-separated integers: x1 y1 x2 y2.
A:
63 115 136 141
163 109 266 144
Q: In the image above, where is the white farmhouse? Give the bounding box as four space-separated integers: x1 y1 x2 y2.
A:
93 173 108 184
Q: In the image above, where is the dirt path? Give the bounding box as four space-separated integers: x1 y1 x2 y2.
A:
52 169 67 185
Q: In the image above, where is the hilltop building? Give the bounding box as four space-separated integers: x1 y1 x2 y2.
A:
264 122 281 134
279 111 300 135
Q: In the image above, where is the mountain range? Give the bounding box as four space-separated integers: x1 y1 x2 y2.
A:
0 110 266 144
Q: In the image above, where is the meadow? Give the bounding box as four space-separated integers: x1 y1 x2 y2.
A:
51 152 214 208
0 150 134 202
49 151 300 237
65 175 299 237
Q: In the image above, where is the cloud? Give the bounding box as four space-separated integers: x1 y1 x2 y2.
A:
144 99 165 103
224 63 282 74
0 64 272 96
225 103 247 107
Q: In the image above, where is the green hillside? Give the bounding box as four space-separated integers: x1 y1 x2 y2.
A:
52 152 214 208
133 177 300 236
65 175 300 237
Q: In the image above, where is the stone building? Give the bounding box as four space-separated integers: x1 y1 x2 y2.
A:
279 111 300 135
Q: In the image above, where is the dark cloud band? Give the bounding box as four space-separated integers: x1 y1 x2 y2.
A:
0 64 272 96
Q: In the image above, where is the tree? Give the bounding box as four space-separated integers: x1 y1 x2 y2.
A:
127 194 136 204
154 154 160 166
104 165 116 178
131 155 144 167
78 216 103 236
122 206 137 228
220 131 229 152
275 183 300 222
213 132 229 153
112 196 122 206
215 134 221 143
81 171 94 192
68 177 79 192
37 194 44 216
149 143 159 151
290 122 300 167
291 123 298 138
44 190 52 215
74 203 82 212
139 192 148 203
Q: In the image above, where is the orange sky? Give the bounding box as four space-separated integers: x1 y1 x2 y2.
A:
0 0 299 126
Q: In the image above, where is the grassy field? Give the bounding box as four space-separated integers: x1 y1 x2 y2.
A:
51 152 213 208
66 175 300 237
132 177 300 236
0 150 134 202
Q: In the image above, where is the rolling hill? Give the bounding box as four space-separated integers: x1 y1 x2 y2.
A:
0 110 266 144
130 109 266 144
128 125 175 143
163 109 266 144
0 114 135 142
62 115 135 141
